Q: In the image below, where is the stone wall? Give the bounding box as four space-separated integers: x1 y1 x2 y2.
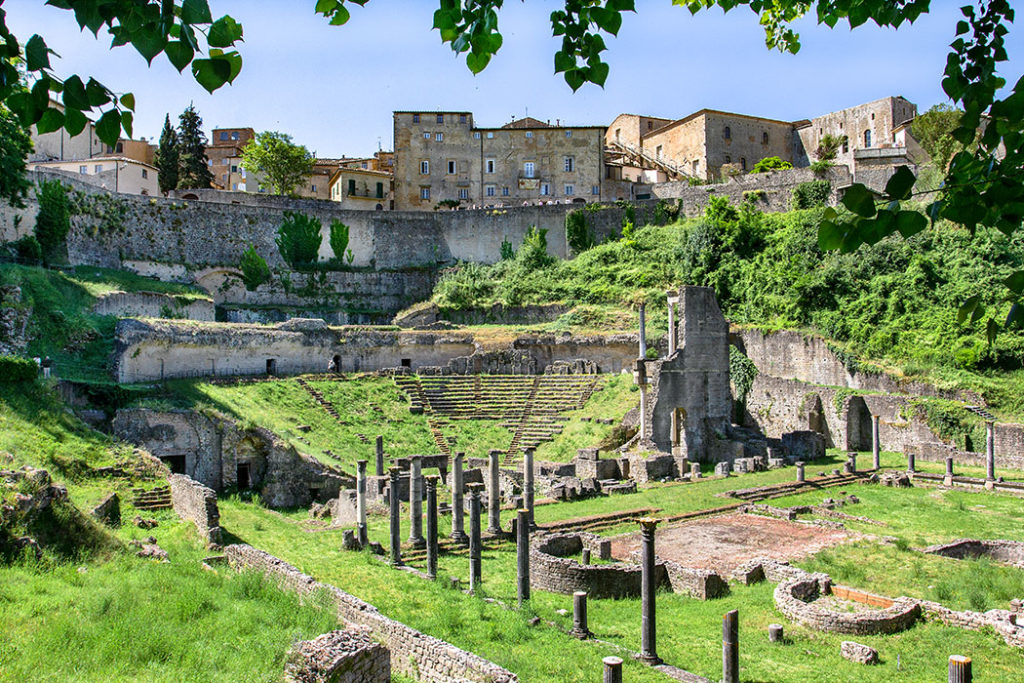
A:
114 408 344 507
773 576 922 636
90 291 216 321
284 628 390 683
224 544 519 683
168 474 222 544
650 167 851 215
921 539 1024 568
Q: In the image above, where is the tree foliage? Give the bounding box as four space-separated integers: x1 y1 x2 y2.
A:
241 131 314 196
34 180 70 264
751 156 793 173
329 219 350 263
275 212 322 268
154 114 179 194
176 104 213 189
815 134 846 162
912 103 964 170
566 209 595 254
0 105 32 208
239 245 270 291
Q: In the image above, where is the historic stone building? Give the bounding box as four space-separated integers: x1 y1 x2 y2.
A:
207 127 255 191
329 166 393 210
393 112 607 210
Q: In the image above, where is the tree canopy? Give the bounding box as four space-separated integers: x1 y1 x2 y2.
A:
241 131 314 196
176 104 213 189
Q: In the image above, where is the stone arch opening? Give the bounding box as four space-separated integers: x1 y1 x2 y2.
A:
181 193 199 200
845 395 872 451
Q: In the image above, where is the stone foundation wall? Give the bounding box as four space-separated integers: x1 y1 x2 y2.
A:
90 291 215 321
921 539 1024 568
662 560 730 600
650 167 851 215
284 627 390 683
168 474 222 544
773 576 921 635
530 533 653 599
224 544 519 682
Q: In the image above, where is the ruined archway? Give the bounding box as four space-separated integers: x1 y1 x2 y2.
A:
844 395 872 451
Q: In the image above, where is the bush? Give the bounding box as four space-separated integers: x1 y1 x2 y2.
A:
34 180 71 264
433 262 495 309
0 356 37 383
500 238 514 261
792 180 832 209
566 210 595 255
239 246 271 291
13 236 42 264
809 160 834 174
752 156 793 173
329 220 350 263
517 226 553 272
275 212 322 268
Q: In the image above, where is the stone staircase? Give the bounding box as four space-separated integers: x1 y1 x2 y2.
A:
540 507 661 534
296 377 342 421
723 472 862 503
132 485 172 511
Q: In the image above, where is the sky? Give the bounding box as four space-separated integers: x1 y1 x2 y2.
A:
6 1 1024 158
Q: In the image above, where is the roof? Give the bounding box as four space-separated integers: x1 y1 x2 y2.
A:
502 117 551 129
394 110 473 115
641 108 796 140
29 155 158 171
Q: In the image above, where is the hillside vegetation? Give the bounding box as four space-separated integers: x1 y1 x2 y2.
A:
432 199 1024 415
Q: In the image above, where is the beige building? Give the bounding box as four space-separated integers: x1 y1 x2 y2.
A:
795 96 918 168
27 156 159 195
207 127 255 191
393 112 606 210
329 167 393 210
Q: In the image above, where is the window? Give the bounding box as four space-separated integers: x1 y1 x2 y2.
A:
564 184 574 196
762 132 769 144
232 183 238 190
486 132 494 139
740 158 747 171
692 160 700 174
485 185 496 197
523 162 535 178
655 145 663 158
864 129 872 147
591 185 599 195
725 155 731 164
420 160 430 175
222 174 228 182
842 139 849 154
647 121 653 130
231 132 239 140
311 184 317 193
360 162 368 169
615 128 621 141
485 158 495 174
224 158 230 165
420 187 431 200
565 130 572 138
348 179 356 195
526 131 533 138
540 183 550 196
473 132 481 139
436 132 444 142
448 160 457 174
115 142 123 153
724 126 732 139
231 165 238 173
436 114 444 124
219 132 228 141
459 114 467 124
79 165 87 174
412 114 420 123
376 182 384 198
423 132 431 139
502 187 509 196
564 156 574 172
142 169 148 179
94 164 103 173
458 188 469 200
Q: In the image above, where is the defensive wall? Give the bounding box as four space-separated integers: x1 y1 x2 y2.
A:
649 166 850 214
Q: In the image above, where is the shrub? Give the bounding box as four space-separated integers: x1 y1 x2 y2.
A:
329 220 350 263
0 356 37 383
566 210 595 255
809 160 834 174
434 262 494 309
500 238 514 261
34 180 71 263
13 235 42 263
239 246 271 291
792 180 831 209
434 199 461 211
815 134 846 162
517 226 553 272
275 212 322 268
752 156 793 173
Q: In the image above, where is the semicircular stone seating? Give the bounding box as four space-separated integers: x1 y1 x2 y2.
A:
774 575 921 636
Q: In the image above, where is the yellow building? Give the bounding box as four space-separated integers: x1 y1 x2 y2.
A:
328 167 393 210
27 156 159 196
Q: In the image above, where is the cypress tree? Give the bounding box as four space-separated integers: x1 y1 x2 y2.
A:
176 104 213 189
154 114 179 194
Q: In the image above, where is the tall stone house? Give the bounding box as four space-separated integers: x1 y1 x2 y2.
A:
207 127 255 192
392 112 607 211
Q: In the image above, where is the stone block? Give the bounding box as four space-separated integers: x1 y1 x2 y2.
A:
782 431 826 461
90 492 120 527
715 461 731 477
840 641 878 665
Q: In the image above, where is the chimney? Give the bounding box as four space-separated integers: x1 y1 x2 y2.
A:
556 118 560 126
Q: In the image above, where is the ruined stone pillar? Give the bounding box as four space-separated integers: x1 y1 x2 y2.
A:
986 421 996 484
487 449 502 535
907 447 916 473
375 435 385 476
571 591 590 639
522 447 535 528
467 483 483 590
581 548 591 565
768 624 784 643
666 292 676 356
723 609 739 683
872 415 881 470
425 474 439 580
356 459 368 547
690 461 701 479
796 461 805 483
949 655 972 683
387 466 402 566
844 451 856 474
516 509 530 606
451 451 467 544
638 302 647 358
945 456 954 486
408 455 425 548
602 657 623 683
638 517 661 665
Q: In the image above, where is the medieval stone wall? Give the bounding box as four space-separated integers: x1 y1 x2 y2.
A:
650 167 850 215
90 291 216 321
284 628 390 683
168 473 222 543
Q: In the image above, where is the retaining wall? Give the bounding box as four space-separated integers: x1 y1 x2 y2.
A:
91 291 215 321
168 474 222 544
284 628 391 683
921 539 1024 568
224 544 519 683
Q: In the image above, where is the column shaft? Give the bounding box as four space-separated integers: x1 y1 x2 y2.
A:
356 459 368 546
451 452 467 543
487 450 502 535
408 456 424 547
388 467 402 566
723 609 739 683
516 509 530 606
425 475 438 580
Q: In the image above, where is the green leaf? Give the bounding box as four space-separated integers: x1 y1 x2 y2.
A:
1005 271 1024 295
841 184 877 218
25 35 49 71
958 295 980 325
130 30 167 64
590 61 609 87
62 75 89 111
986 317 999 346
208 16 243 47
35 108 64 134
181 0 213 25
165 40 194 72
63 108 87 136
554 50 575 73
884 165 916 201
971 302 986 324
817 221 844 251
316 0 339 14
895 210 927 238
120 110 133 139
564 68 585 92
465 50 490 74
119 93 135 111
85 78 109 107
329 6 351 25
191 58 231 92
95 110 122 147
1006 303 1024 329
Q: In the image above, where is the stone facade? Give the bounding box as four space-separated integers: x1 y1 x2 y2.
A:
225 544 519 682
168 474 223 544
284 628 390 683
795 96 918 169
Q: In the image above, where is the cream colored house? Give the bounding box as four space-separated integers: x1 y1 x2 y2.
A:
329 167 392 210
27 156 159 196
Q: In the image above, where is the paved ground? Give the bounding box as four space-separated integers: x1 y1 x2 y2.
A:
609 512 853 574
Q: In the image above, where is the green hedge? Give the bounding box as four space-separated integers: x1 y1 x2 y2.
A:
0 356 37 383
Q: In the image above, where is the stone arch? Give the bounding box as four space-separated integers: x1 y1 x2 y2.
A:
844 395 872 451
180 193 199 200
193 266 245 304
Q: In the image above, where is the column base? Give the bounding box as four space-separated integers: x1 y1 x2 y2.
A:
569 628 591 640
985 479 996 490
486 526 504 536
636 653 662 666
943 476 954 487
450 531 469 545
357 523 368 547
408 537 426 549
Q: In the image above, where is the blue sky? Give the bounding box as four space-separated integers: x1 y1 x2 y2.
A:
6 1 1023 158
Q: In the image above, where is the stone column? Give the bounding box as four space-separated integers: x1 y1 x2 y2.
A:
907 447 916 473
690 461 701 479
425 474 439 580
796 461 805 483
356 459 368 547
945 456 954 486
872 415 881 470
602 657 623 683
375 435 385 476
638 517 661 665
844 451 856 474
408 456 425 548
768 624 783 643
723 609 739 683
467 483 483 591
581 548 591 565
571 591 590 638
516 509 530 606
667 292 676 356
522 447 535 528
387 466 402 566
451 451 467 544
986 421 996 485
487 449 502 535
638 303 647 358
948 655 972 683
